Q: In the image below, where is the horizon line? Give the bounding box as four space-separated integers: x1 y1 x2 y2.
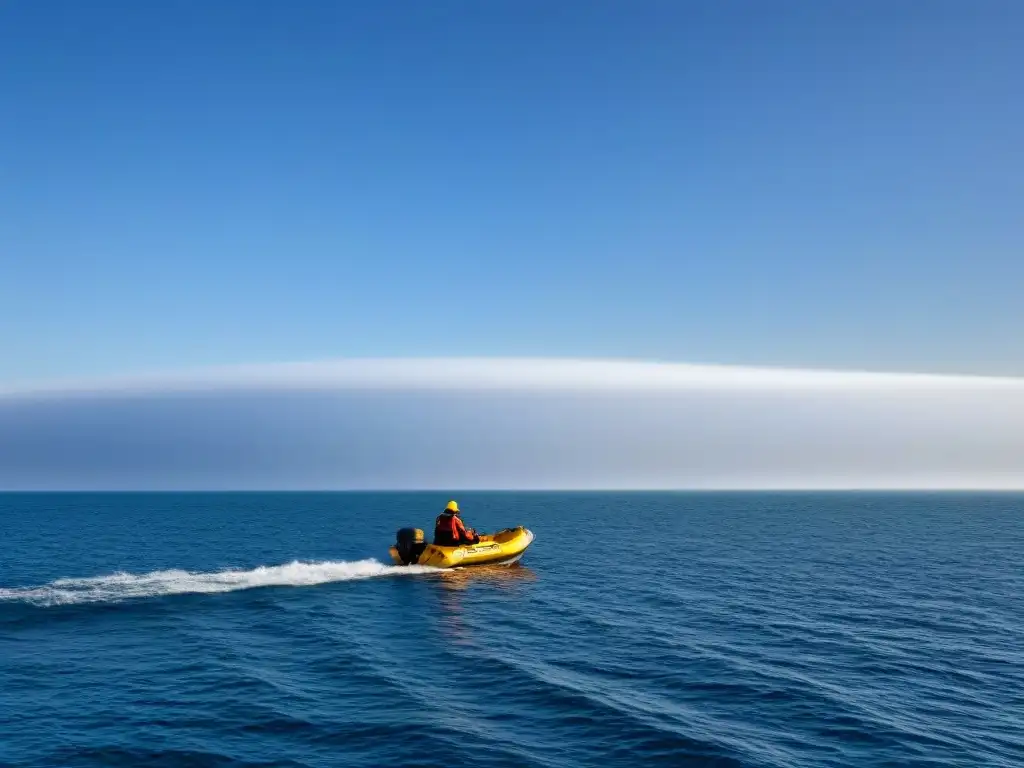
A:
3 486 1024 493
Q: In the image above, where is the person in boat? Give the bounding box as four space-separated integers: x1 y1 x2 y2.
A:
433 500 480 546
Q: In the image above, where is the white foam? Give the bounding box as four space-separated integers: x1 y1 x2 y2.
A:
0 559 436 607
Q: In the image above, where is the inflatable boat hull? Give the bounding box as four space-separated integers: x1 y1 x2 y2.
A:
390 526 535 568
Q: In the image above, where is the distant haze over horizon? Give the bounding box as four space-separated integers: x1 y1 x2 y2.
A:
4 355 1024 397
2 358 1022 492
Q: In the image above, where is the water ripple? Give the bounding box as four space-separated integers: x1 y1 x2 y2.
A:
2 492 1023 767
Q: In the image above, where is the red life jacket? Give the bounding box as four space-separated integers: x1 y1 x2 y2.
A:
434 511 469 545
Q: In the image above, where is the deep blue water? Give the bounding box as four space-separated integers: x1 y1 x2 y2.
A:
1 492 1022 767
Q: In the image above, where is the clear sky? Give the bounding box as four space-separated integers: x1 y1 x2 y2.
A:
2 1 1022 383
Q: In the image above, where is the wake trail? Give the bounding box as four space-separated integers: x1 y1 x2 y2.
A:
0 559 436 607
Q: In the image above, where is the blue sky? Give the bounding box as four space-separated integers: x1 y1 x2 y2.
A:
2 1 1023 383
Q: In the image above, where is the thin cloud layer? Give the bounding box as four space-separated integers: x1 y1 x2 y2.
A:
1 358 1022 490
4 357 1024 398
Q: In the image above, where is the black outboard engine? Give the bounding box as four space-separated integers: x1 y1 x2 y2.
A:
395 527 428 565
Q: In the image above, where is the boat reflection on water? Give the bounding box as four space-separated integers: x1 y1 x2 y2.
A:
430 564 538 646
435 562 538 592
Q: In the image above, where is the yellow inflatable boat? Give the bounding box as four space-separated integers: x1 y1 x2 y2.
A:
389 526 535 568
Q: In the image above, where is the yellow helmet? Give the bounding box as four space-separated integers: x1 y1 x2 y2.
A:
445 500 460 513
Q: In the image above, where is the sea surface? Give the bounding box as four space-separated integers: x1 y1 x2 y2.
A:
1 492 1022 767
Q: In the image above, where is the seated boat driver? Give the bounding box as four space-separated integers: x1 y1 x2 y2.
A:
433 500 480 546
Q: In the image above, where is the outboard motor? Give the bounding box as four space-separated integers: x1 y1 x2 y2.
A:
395 527 428 565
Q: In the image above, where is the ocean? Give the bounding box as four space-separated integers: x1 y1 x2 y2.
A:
1 492 1021 767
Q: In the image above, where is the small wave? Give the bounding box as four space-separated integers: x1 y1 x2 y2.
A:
0 559 435 607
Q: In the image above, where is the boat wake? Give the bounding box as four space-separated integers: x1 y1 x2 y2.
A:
0 559 435 607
